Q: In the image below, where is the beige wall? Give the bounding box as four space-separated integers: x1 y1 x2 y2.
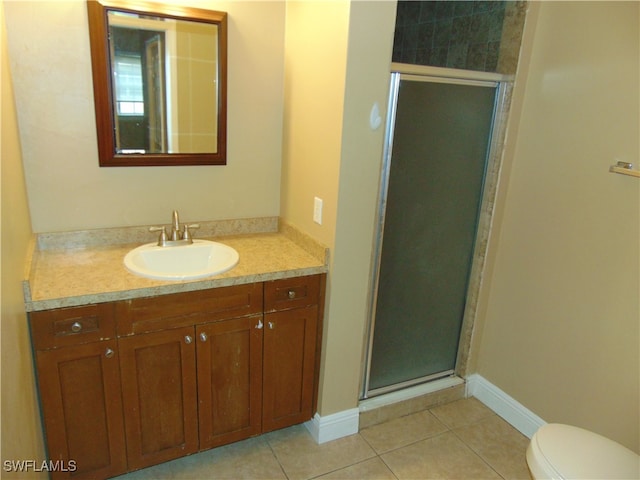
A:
320 1 396 414
280 0 348 249
473 1 639 452
4 0 285 233
280 0 396 415
280 0 348 415
1 1 47 474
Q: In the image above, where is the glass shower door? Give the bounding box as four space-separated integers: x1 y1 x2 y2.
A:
364 73 498 396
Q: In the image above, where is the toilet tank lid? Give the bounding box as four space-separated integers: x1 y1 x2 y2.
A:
533 424 639 479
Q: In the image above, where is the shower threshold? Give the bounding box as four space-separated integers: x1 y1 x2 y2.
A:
359 375 465 428
364 370 457 399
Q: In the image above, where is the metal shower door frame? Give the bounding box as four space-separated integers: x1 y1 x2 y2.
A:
361 66 509 400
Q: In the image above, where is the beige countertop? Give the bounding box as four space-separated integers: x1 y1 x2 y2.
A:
24 221 328 312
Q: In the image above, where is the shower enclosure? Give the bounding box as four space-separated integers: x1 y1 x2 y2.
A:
362 67 506 398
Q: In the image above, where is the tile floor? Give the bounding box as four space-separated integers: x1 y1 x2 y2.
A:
115 398 532 480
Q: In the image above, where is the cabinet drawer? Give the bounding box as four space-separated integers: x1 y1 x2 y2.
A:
117 283 263 335
264 275 321 312
30 303 116 350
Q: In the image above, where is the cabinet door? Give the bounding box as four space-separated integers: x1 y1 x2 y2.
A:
119 327 198 470
262 306 318 432
197 315 263 449
36 340 126 480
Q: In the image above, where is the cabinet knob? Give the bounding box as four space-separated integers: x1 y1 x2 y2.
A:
199 332 208 342
71 321 83 333
105 348 114 358
287 290 296 299
184 335 193 344
268 321 275 330
255 319 264 329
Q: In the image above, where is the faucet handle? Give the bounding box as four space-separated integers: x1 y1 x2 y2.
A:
183 224 200 243
149 226 168 246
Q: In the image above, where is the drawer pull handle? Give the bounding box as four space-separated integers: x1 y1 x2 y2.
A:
71 321 83 333
287 290 296 299
268 321 275 330
199 332 208 342
105 348 115 358
185 335 193 344
255 319 263 329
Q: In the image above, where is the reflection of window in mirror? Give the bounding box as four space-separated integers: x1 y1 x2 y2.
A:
113 54 144 115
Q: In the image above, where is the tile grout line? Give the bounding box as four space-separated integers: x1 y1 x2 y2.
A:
374 452 401 480
355 431 401 480
434 408 509 479
448 422 508 480
264 434 291 480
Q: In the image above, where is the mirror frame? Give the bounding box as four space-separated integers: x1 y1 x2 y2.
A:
87 0 227 167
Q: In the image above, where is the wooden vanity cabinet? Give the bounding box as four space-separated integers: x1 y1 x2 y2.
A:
196 315 264 449
117 283 263 469
117 317 267 469
263 275 322 432
263 305 318 431
29 304 127 480
30 274 325 478
118 326 199 470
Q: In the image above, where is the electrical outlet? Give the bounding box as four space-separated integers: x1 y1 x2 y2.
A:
313 197 323 225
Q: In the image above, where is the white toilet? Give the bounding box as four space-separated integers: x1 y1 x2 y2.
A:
526 423 640 479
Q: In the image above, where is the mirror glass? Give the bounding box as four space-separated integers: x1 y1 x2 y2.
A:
87 0 227 166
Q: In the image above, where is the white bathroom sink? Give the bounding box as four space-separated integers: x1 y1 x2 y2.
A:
124 239 239 281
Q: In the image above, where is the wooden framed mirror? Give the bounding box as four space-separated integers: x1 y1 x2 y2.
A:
87 0 227 166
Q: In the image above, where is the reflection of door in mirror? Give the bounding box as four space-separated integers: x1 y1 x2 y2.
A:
145 35 167 153
110 19 168 154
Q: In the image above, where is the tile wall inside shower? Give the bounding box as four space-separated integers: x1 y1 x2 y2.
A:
393 1 526 74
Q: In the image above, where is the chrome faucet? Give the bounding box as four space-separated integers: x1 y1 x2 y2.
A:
171 210 181 241
149 210 200 246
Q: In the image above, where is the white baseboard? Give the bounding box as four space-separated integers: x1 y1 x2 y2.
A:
304 408 359 444
304 374 545 444
466 373 546 438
